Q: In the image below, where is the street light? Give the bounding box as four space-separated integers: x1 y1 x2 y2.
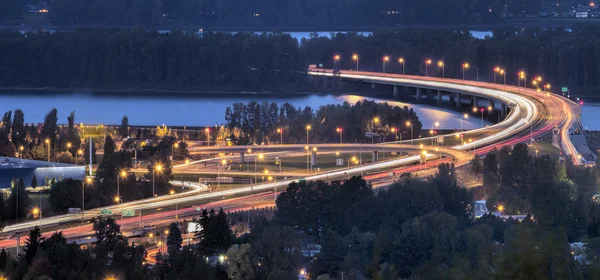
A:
277 128 283 144
19 145 24 159
172 143 179 157
462 63 469 80
405 121 414 144
431 121 440 146
218 159 226 193
305 146 310 173
499 69 506 84
479 108 485 128
153 164 162 197
305 125 311 145
372 117 380 143
352 54 359 71
77 149 83 165
461 113 468 132
333 54 340 70
398 57 405 74
205 128 210 146
117 170 127 202
382 56 389 73
425 59 432 76
437 60 444 77
391 127 399 141
498 204 504 213
44 138 50 162
255 153 264 185
493 66 500 83
336 128 343 144
518 71 526 87
32 207 40 225
67 142 72 149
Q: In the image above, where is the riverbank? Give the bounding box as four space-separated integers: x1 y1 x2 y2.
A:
3 18 600 32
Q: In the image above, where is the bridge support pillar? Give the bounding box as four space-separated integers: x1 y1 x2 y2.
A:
311 151 317 167
372 151 378 163
456 93 462 109
240 153 245 163
472 96 478 107
393 85 399 99
437 91 442 106
416 88 422 103
449 92 455 104
501 103 507 120
371 83 376 90
488 99 495 109
427 89 433 100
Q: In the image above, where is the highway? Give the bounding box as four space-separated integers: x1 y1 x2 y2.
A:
0 69 583 247
309 69 581 163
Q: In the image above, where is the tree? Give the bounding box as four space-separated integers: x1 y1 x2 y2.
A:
24 227 45 265
93 217 124 262
11 109 25 147
31 144 47 161
103 135 116 162
196 208 233 254
48 179 83 213
31 175 38 189
173 141 189 160
7 177 31 221
470 156 483 174
226 244 256 280
252 226 302 276
41 108 58 144
166 222 183 254
119 116 129 138
56 152 75 163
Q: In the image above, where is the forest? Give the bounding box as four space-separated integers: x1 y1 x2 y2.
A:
224 100 422 144
1 27 600 94
0 0 568 27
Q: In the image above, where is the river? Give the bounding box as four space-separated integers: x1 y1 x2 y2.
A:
0 93 489 130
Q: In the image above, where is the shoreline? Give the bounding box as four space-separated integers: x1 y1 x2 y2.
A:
0 86 336 96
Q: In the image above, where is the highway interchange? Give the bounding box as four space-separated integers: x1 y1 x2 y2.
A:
0 69 585 259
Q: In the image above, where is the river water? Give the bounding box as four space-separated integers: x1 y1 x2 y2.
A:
0 93 488 129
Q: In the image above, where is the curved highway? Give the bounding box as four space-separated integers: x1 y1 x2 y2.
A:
0 69 582 240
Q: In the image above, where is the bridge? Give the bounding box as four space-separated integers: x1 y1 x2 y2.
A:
308 68 584 164
0 68 587 247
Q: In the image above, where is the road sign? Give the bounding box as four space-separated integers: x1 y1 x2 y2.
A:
122 209 136 217
562 87 568 92
100 209 113 215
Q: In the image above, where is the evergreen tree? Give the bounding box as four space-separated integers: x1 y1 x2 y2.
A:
103 135 116 162
166 222 183 254
24 227 45 265
119 115 129 138
31 175 38 189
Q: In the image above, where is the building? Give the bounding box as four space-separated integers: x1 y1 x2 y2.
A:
0 157 85 189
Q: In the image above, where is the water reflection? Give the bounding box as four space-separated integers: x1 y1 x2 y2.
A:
0 93 489 129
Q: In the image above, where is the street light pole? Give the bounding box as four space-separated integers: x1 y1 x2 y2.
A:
438 61 444 78
462 63 469 80
45 139 50 162
277 128 283 144
382 56 389 73
205 128 210 146
352 54 359 71
398 57 405 74
336 128 343 144
306 125 311 146
425 59 432 76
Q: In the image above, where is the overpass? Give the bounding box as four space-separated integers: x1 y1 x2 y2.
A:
309 68 583 164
